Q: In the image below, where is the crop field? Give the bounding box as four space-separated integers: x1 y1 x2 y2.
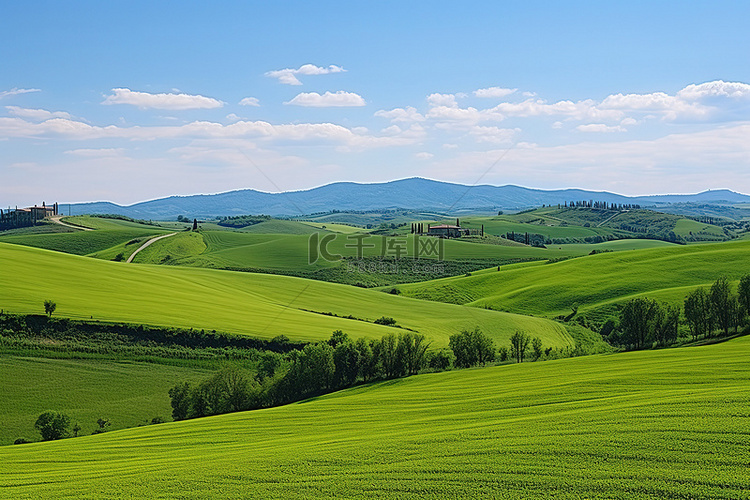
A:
0 356 210 446
396 240 750 317
0 243 572 348
128 230 587 270
1 335 748 499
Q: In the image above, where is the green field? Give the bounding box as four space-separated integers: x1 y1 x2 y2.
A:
2 335 748 498
0 216 171 256
0 356 210 446
129 230 590 269
0 243 572 349
441 207 731 243
395 240 750 318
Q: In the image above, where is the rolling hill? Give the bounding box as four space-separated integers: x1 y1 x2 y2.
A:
0 242 573 349
395 240 750 320
1 335 748 498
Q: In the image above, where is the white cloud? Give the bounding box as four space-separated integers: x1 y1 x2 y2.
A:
598 81 750 122
374 106 426 122
64 148 126 157
576 123 626 133
6 106 71 121
0 88 40 99
552 121 563 129
599 92 694 113
0 115 416 149
265 64 346 85
620 117 639 126
381 125 402 135
427 105 504 126
239 97 260 106
226 113 242 122
473 87 517 98
426 123 750 195
677 80 750 100
469 126 520 143
442 143 459 149
285 91 366 107
427 93 459 107
415 152 434 160
493 98 624 121
102 88 224 110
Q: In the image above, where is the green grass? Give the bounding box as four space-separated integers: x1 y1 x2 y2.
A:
130 231 205 264
2 335 749 498
0 356 210 446
143 231 588 271
0 242 572 349
396 240 750 317
459 216 621 239
298 221 365 233
554 238 679 253
0 216 171 256
237 219 326 235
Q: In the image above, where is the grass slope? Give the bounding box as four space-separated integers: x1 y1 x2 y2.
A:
134 230 587 272
0 356 210 446
0 243 571 348
0 216 171 256
396 240 750 317
2 336 748 498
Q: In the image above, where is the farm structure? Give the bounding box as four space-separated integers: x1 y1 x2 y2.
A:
411 218 484 238
0 202 58 230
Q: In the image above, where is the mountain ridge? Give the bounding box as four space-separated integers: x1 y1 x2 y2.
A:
55 177 750 219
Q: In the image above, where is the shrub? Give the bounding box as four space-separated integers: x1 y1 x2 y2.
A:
428 350 453 371
374 316 397 326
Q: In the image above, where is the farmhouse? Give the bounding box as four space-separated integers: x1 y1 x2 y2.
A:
427 224 470 238
0 202 58 230
411 218 483 238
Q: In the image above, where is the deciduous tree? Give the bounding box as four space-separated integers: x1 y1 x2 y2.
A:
509 331 530 363
35 411 70 441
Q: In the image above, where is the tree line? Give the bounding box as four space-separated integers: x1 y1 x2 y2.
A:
606 275 750 350
169 328 550 422
169 330 435 420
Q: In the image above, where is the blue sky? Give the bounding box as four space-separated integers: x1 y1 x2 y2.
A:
2 1 750 205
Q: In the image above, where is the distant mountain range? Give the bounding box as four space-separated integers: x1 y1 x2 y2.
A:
56 178 750 219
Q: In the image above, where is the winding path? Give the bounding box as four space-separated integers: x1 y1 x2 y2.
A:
49 216 94 231
126 233 177 263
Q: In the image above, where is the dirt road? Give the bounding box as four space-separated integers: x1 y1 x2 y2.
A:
126 233 177 263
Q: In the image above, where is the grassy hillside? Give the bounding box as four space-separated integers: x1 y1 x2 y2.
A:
2 336 748 498
132 230 588 269
0 356 210 446
0 243 572 349
395 240 750 318
0 215 171 256
451 207 730 243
